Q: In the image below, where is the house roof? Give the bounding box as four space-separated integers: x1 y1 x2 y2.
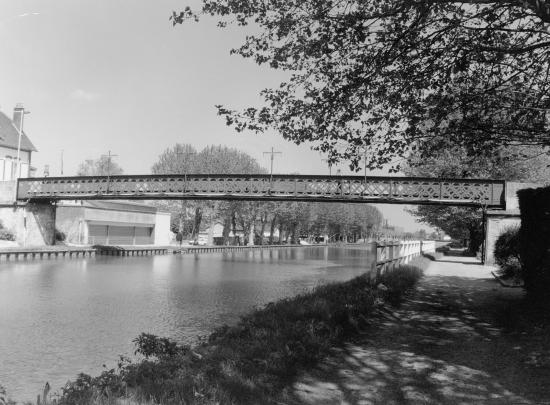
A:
0 110 37 152
84 200 159 214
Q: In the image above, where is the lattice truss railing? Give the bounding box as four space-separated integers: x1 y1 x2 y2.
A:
16 175 506 207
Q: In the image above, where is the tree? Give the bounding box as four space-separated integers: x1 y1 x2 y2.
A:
174 1 550 170
151 145 267 242
404 141 550 253
76 156 123 176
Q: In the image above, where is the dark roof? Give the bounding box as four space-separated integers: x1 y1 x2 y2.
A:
84 200 158 214
0 110 37 152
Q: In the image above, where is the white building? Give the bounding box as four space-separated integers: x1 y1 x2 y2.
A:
0 105 36 180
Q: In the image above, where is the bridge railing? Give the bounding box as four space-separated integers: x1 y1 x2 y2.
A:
372 240 435 274
16 174 506 208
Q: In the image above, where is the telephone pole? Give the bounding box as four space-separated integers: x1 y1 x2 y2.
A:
101 150 118 193
321 158 333 176
263 147 282 185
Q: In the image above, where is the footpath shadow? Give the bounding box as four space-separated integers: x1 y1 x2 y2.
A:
292 275 549 404
432 259 481 265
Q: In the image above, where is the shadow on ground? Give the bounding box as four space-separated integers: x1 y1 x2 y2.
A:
293 271 550 404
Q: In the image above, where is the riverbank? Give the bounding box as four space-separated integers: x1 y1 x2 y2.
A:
0 242 324 260
38 259 426 405
294 256 550 404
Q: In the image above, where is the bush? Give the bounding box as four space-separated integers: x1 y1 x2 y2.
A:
0 228 15 241
494 226 522 281
55 229 66 242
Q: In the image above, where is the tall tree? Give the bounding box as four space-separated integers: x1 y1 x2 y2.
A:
76 156 123 176
174 1 550 170
151 145 267 242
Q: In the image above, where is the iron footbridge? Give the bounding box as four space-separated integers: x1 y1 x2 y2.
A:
16 174 506 208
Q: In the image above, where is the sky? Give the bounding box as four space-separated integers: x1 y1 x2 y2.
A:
0 0 433 232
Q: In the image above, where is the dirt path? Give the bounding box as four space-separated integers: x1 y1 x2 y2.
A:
292 256 550 404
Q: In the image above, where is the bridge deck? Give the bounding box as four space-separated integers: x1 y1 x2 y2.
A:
16 174 506 208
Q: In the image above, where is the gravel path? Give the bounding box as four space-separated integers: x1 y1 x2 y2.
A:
293 256 550 404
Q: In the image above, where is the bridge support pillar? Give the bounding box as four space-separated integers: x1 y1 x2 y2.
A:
0 202 56 246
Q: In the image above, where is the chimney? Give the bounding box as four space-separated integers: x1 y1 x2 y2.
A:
12 103 24 132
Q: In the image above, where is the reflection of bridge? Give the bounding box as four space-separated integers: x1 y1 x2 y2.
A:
17 174 506 208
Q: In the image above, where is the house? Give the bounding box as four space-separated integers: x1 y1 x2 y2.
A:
0 104 36 180
56 200 171 246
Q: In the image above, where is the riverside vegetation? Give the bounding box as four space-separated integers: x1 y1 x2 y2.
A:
16 261 425 405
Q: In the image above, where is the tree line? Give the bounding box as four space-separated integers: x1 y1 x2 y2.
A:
76 145 384 245
151 144 383 245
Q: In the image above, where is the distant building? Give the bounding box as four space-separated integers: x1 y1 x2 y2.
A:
56 200 171 246
0 105 36 180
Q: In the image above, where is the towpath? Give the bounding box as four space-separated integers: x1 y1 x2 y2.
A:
293 256 550 404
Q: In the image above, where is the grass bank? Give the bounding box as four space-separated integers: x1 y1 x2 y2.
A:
50 261 426 405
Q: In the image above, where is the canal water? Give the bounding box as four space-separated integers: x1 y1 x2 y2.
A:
0 246 372 401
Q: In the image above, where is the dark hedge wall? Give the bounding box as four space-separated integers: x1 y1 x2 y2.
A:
518 187 550 307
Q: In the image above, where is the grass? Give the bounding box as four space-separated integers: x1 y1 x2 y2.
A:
49 262 426 405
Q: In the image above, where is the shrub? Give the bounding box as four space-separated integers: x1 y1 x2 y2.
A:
55 229 66 242
0 228 15 241
494 226 522 281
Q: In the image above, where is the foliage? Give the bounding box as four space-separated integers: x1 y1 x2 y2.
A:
151 144 384 245
0 228 15 241
55 260 425 404
404 141 550 254
76 156 123 176
55 229 66 242
174 1 550 170
494 226 522 281
378 261 426 304
151 144 267 242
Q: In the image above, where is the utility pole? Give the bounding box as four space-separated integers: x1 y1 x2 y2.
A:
321 158 333 176
263 147 282 186
362 146 368 185
60 149 64 176
101 150 118 193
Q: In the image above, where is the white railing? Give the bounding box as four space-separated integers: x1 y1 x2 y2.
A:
368 240 436 275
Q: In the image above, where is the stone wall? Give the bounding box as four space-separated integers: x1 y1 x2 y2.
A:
0 202 56 246
0 181 16 203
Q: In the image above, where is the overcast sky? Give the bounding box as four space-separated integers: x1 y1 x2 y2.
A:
0 0 432 232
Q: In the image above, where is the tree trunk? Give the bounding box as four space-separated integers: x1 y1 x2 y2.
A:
258 213 268 245
248 221 255 246
467 225 484 255
192 207 202 242
222 211 232 245
269 216 277 245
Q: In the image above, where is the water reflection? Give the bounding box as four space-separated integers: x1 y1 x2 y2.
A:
0 246 371 401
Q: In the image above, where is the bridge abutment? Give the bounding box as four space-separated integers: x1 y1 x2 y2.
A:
0 202 56 246
484 182 542 265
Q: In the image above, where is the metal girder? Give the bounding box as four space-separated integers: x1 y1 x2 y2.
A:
16 174 506 208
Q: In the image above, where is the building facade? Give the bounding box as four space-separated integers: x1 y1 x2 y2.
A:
0 105 36 180
56 201 171 246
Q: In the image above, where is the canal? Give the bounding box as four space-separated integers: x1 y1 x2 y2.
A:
0 246 372 401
